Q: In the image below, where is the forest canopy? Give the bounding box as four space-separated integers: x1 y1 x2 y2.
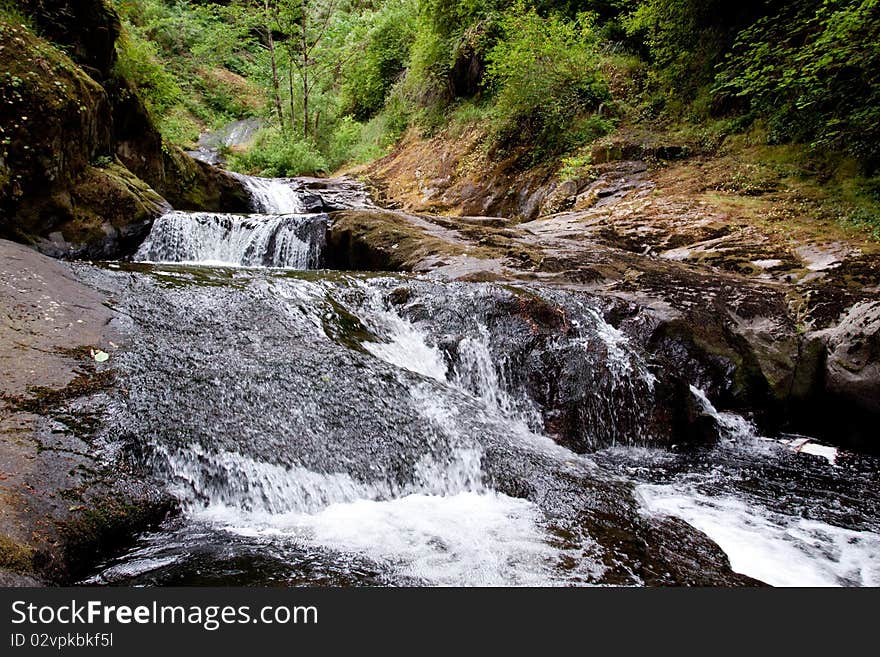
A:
96 0 880 176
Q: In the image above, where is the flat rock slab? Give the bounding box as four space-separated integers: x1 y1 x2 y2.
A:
0 240 115 396
0 240 170 584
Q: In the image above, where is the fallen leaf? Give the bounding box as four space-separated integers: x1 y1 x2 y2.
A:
90 349 109 363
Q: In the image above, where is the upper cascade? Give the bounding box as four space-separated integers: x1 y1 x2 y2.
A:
133 174 328 269
237 175 308 214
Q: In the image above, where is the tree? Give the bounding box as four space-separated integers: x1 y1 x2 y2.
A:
277 0 345 138
227 0 286 125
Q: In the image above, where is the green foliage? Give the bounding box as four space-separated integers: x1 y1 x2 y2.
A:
227 127 328 177
110 0 263 146
558 150 594 182
328 116 388 167
339 0 417 120
841 206 880 240
622 0 749 109
716 0 880 171
97 0 880 178
157 105 202 146
486 3 610 156
113 29 181 116
0 0 30 25
407 0 502 105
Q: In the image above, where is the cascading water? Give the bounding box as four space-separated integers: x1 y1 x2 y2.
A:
238 175 307 214
135 211 326 269
78 175 880 587
134 175 326 268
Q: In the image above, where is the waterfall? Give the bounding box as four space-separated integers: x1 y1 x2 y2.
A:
135 211 327 268
84 265 880 587
453 325 545 432
134 174 326 268
107 174 880 587
238 175 307 214
689 385 757 441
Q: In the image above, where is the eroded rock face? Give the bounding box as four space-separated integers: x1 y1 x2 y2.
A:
354 124 880 450
805 301 880 450
820 301 880 413
0 18 114 242
34 163 171 260
323 179 875 449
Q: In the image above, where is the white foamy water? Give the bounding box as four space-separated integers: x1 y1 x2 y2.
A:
363 326 449 381
156 441 564 586
154 440 490 513
238 176 306 214
356 292 597 461
135 211 325 269
198 490 558 586
453 325 543 431
638 485 880 587
355 286 449 381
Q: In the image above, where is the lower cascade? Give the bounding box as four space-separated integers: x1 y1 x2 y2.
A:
79 176 880 587
134 176 327 269
135 211 327 269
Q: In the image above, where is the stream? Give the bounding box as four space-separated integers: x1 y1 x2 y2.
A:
77 176 880 587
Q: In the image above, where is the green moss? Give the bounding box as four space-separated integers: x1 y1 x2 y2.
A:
0 534 34 573
322 297 377 352
56 496 174 583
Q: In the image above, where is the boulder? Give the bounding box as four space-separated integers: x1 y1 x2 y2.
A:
809 301 880 450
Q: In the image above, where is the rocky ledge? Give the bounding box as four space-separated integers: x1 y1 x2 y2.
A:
327 164 880 452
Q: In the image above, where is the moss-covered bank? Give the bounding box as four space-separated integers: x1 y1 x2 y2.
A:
0 1 248 259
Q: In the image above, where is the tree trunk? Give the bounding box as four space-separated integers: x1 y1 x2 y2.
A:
265 1 284 126
288 51 296 134
301 17 309 140
303 78 309 140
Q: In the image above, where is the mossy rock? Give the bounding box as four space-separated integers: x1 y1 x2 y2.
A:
0 7 249 259
0 17 113 241
15 0 121 80
0 534 35 573
159 142 251 213
327 209 472 271
35 162 169 258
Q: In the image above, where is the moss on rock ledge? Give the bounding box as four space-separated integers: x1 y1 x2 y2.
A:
0 2 248 259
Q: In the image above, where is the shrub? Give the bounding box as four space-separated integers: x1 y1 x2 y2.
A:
622 0 763 107
716 0 880 172
227 128 328 177
339 0 417 120
113 29 181 116
327 116 390 169
486 3 610 157
158 106 201 148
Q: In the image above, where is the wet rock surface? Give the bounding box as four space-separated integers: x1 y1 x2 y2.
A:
68 261 879 587
349 150 880 450
5 165 879 586
187 118 264 166
69 264 767 585
0 240 172 584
